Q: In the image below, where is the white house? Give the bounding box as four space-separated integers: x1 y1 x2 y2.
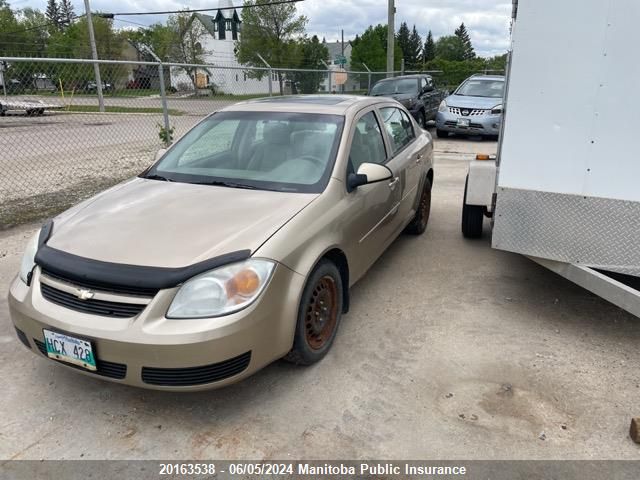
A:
170 0 273 95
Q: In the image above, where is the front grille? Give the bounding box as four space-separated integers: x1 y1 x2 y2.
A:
41 283 146 318
448 107 487 116
41 269 159 297
444 121 485 130
34 338 127 379
15 327 31 349
142 351 251 386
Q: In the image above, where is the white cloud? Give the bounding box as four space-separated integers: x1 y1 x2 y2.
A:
16 0 511 57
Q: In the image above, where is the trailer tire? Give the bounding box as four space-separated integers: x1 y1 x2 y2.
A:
462 175 484 239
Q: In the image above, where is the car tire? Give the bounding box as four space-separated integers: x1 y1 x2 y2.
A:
462 175 484 238
418 110 427 129
405 178 432 235
436 129 448 138
284 259 344 366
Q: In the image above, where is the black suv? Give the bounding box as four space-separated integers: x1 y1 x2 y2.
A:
369 74 447 128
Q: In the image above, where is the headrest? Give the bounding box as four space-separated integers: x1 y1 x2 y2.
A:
263 122 290 145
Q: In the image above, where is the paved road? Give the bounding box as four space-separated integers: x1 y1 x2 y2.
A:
1 135 639 460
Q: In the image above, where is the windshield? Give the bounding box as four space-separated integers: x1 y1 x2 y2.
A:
371 78 418 96
144 111 344 193
455 79 505 98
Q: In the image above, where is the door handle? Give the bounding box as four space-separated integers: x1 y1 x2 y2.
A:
388 177 400 190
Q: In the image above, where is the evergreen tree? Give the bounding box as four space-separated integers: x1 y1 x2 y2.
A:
395 21 410 67
59 0 74 27
423 30 435 62
406 25 423 69
45 0 61 30
454 22 475 60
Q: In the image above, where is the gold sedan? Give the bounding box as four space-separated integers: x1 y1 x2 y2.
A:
9 95 434 390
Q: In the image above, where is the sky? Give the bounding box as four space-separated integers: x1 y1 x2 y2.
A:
9 0 512 57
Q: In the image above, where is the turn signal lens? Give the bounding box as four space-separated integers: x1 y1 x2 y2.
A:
227 269 260 297
475 154 496 161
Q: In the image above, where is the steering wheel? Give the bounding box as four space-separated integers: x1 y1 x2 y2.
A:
298 155 325 169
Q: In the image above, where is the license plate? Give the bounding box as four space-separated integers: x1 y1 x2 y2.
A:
43 329 97 371
457 118 470 127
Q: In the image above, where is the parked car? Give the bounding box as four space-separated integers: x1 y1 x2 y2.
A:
1 78 24 94
369 74 447 128
84 81 113 93
435 75 505 139
9 95 434 390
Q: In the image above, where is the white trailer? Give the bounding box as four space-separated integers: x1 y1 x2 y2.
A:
463 0 640 317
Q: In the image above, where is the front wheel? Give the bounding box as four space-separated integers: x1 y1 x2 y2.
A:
405 178 432 235
436 129 448 138
418 110 427 129
284 260 343 365
462 175 484 238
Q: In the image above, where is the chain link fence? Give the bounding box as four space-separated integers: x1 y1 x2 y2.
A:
0 56 448 226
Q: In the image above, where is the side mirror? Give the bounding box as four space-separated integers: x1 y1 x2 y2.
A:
347 163 393 192
154 148 167 161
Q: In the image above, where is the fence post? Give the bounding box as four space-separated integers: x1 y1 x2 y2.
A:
256 53 273 96
362 63 372 93
157 63 172 146
401 58 405 76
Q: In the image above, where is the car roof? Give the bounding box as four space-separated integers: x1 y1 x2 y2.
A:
224 95 386 115
466 75 505 81
375 75 427 82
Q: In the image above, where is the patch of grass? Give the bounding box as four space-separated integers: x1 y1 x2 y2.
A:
63 105 183 115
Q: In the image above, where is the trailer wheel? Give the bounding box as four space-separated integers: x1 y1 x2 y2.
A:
462 175 484 239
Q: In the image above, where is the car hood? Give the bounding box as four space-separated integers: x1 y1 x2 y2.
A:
445 94 503 110
48 178 318 268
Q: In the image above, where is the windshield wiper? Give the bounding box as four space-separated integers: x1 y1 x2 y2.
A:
196 180 258 190
144 174 172 182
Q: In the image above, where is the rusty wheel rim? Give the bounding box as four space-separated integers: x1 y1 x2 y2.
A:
419 185 431 229
304 275 338 350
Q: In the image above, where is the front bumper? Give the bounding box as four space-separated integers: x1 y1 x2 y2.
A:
8 264 305 391
435 110 502 136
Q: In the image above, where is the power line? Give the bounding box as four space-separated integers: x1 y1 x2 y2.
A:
109 0 304 17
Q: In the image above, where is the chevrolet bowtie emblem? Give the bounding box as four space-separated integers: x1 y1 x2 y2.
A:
76 289 95 300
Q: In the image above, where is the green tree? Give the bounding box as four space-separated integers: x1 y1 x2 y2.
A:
17 8 49 56
236 0 308 94
59 0 74 28
406 25 423 70
45 0 61 31
0 1 22 56
435 35 465 61
165 13 212 89
423 30 435 62
351 24 402 73
395 21 410 66
454 22 475 60
128 23 180 61
290 35 328 93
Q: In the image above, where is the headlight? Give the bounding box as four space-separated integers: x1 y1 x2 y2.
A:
167 258 276 319
438 100 447 112
19 230 40 285
491 104 503 115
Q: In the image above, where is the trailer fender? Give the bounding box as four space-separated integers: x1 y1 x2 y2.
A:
466 159 497 210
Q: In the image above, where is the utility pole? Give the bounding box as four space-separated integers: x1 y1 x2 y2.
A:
386 0 395 77
340 29 344 93
84 0 105 112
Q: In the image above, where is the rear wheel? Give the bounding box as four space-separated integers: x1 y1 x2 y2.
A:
405 178 432 235
462 175 484 238
284 260 343 365
436 129 448 138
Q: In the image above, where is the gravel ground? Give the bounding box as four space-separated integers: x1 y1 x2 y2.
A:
1 134 639 461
